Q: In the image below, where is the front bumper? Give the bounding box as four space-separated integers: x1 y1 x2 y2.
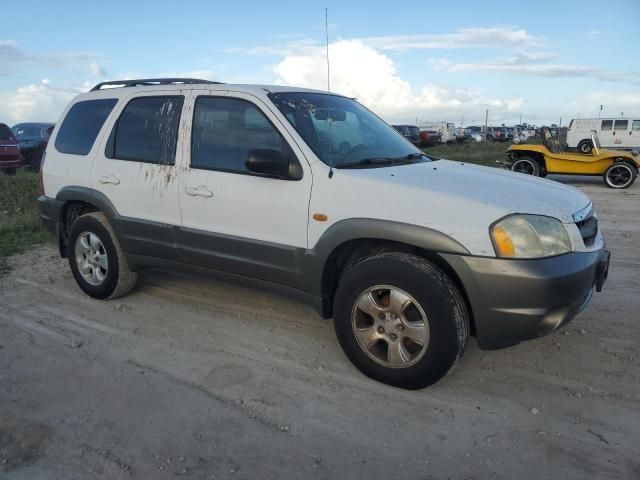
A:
441 249 610 350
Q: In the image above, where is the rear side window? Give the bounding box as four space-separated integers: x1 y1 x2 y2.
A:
633 120 640 131
191 96 287 174
614 120 628 131
55 99 117 155
106 96 184 165
601 120 613 131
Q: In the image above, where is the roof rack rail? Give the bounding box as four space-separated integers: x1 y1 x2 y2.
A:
90 78 223 91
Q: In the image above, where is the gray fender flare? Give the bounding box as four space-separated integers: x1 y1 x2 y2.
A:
301 218 470 298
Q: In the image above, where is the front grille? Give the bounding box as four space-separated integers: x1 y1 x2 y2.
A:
576 215 598 247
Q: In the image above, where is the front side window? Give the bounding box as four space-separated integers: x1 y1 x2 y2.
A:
614 120 628 131
191 96 289 174
55 99 117 155
107 96 184 165
601 120 613 131
633 120 640 131
269 92 426 168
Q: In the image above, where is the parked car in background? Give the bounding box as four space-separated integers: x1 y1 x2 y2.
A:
12 122 55 171
506 132 639 189
567 118 640 153
463 127 483 143
486 127 510 142
392 125 421 146
0 123 22 175
420 122 457 143
418 129 441 147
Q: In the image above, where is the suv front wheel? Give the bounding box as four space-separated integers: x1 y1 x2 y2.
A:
333 252 468 389
68 212 138 299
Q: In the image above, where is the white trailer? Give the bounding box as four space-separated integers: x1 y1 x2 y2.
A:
567 118 640 153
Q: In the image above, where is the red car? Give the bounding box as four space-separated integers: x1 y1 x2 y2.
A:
0 123 22 175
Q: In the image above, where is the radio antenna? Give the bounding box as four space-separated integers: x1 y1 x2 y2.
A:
325 7 331 93
325 7 334 178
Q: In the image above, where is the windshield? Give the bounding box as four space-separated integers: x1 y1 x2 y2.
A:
0 124 15 141
269 92 426 168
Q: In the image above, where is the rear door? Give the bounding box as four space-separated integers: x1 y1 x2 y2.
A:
90 91 186 260
177 90 312 288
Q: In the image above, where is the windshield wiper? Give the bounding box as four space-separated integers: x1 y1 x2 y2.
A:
337 152 427 169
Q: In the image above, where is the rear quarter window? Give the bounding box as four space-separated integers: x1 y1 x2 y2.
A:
55 99 118 155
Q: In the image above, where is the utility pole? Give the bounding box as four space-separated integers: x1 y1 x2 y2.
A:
559 117 562 127
484 109 489 137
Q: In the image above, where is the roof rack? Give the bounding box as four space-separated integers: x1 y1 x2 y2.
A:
90 78 223 91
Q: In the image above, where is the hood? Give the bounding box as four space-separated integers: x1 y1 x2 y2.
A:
347 159 591 224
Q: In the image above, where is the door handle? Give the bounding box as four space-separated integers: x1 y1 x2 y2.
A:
185 185 213 197
98 174 120 185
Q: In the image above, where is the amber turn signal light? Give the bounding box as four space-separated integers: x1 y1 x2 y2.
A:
313 213 328 222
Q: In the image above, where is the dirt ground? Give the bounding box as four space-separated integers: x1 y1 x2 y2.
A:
1 175 638 480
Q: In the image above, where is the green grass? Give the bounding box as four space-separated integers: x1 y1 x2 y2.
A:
422 141 511 167
0 169 52 272
422 137 542 167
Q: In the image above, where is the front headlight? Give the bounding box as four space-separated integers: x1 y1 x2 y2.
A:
491 214 571 258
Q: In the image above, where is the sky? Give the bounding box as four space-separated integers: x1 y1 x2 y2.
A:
1 0 639 127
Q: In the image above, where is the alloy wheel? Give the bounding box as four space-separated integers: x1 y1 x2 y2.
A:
75 231 108 286
351 285 430 368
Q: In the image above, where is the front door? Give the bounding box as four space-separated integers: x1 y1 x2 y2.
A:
598 119 615 147
90 91 186 260
630 120 640 148
177 91 312 288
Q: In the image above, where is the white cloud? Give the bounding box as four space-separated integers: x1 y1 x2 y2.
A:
228 27 545 56
362 27 546 51
273 39 523 123
432 58 639 83
0 80 78 124
89 62 108 77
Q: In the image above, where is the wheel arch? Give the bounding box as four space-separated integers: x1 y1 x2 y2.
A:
55 187 119 257
307 219 475 333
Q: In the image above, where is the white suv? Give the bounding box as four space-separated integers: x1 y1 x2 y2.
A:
39 78 610 389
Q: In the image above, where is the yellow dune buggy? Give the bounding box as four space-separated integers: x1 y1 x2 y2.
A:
505 132 639 189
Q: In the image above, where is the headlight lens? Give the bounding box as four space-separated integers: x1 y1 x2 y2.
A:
491 214 571 258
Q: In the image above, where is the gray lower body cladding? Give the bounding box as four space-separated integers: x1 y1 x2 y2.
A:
39 193 608 351
441 250 608 349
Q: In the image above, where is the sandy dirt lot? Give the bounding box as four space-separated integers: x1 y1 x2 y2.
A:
1 176 638 480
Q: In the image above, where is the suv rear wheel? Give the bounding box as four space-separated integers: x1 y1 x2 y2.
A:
333 252 468 389
68 212 138 299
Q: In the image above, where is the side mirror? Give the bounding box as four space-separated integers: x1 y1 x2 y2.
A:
246 149 299 180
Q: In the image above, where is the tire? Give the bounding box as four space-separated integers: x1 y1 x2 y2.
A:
510 156 541 176
333 252 468 389
577 139 593 154
68 212 138 299
486 135 494 142
603 162 637 189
